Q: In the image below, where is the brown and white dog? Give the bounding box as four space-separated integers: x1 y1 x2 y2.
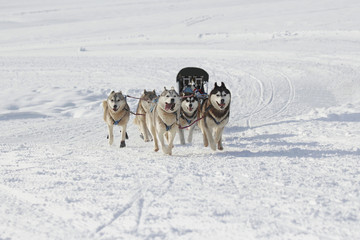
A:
102 91 130 148
198 82 231 151
133 89 157 142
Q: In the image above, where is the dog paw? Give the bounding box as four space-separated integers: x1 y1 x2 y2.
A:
120 141 126 148
218 146 224 151
154 147 159 152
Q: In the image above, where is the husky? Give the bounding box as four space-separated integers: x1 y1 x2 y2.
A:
147 87 180 155
178 93 200 145
198 82 231 151
102 91 130 148
133 89 157 142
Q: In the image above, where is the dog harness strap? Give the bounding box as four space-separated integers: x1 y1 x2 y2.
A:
111 108 128 125
208 111 230 125
164 123 174 131
180 113 194 124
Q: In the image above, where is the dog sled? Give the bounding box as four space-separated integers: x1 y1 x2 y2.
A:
176 67 209 99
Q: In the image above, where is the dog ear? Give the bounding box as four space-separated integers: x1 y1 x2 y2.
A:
119 91 122 94
164 87 167 91
214 82 218 88
221 82 225 88
144 89 147 93
153 89 156 93
110 90 115 94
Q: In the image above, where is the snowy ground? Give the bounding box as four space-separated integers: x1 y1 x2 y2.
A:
1 0 360 239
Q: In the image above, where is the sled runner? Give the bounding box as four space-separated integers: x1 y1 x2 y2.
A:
176 67 209 98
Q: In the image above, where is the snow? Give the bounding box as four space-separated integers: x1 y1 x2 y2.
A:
1 0 360 239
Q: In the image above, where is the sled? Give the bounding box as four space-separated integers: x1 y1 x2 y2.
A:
176 67 209 97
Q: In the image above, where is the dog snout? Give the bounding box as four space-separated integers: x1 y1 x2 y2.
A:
221 99 225 104
170 98 175 103
113 104 117 109
189 103 193 108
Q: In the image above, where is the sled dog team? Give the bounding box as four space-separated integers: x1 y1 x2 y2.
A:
103 82 231 155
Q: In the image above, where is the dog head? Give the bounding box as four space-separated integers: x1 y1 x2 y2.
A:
158 87 180 113
141 89 157 102
181 93 199 115
209 82 231 110
107 91 127 112
140 89 157 109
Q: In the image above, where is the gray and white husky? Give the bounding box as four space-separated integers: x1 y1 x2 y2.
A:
178 94 200 145
198 82 231 151
147 87 181 155
102 91 130 148
133 89 157 142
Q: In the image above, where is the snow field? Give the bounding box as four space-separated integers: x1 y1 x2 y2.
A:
1 0 360 239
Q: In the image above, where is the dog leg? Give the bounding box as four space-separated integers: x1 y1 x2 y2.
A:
205 127 216 151
199 120 209 147
187 125 195 143
120 130 129 139
158 131 169 154
140 120 150 142
120 125 127 148
178 128 185 145
167 129 177 155
216 127 225 150
147 128 153 141
107 124 114 145
149 124 159 152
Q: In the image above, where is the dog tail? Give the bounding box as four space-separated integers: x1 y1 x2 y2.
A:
102 100 108 121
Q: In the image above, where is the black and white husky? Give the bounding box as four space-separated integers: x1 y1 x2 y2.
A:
178 94 200 145
198 82 231 151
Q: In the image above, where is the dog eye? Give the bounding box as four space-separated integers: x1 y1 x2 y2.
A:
111 99 114 102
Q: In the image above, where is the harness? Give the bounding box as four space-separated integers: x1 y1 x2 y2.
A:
163 112 179 131
111 107 129 125
207 111 230 125
180 109 197 125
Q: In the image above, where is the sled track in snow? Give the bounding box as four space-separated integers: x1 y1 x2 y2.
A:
244 71 275 128
236 67 295 127
214 61 296 128
264 70 296 120
94 169 179 236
